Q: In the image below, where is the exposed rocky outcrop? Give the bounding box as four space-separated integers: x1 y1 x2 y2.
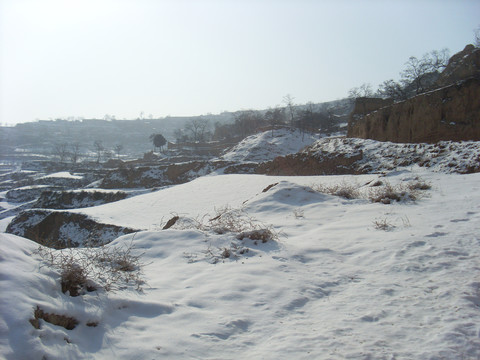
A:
256 152 364 176
32 190 128 209
348 45 480 143
100 161 212 188
6 186 62 203
435 45 480 87
348 77 480 143
6 210 137 248
256 137 480 175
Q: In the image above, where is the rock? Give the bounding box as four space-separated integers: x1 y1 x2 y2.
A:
6 210 137 248
256 152 364 176
347 77 480 143
435 45 480 88
32 190 127 209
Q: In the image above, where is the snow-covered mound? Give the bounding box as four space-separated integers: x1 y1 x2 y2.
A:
40 172 84 180
2 170 480 359
221 128 318 163
304 137 480 174
6 209 137 247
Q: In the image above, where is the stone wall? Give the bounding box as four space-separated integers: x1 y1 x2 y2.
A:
347 77 480 143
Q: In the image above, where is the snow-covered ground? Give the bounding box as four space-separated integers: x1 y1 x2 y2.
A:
305 137 480 174
1 167 480 359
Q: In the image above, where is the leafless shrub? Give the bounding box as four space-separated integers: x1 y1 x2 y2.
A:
373 218 395 231
237 229 274 243
177 206 281 264
368 181 420 204
221 248 231 259
206 206 280 241
312 181 360 199
401 216 411 228
36 237 144 295
207 206 256 234
407 178 431 191
61 262 89 296
203 242 251 264
293 208 305 218
313 178 430 204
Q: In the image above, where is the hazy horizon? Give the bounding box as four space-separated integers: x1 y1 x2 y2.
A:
1 0 479 125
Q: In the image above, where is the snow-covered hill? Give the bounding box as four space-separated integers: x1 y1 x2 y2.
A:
2 167 480 359
220 128 319 163
304 137 480 174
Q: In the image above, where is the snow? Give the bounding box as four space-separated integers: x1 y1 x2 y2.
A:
305 137 480 174
0 216 14 233
220 128 319 163
40 172 84 180
2 167 480 359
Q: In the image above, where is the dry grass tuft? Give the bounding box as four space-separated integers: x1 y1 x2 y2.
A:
30 306 79 330
181 206 280 264
313 177 431 204
36 236 144 295
312 181 360 199
372 218 396 231
368 182 411 204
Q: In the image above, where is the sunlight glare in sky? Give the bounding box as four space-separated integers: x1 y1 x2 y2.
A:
0 0 479 124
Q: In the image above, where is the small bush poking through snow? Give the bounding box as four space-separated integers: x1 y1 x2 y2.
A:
204 206 279 241
61 262 90 296
237 229 274 243
312 181 360 200
407 178 432 191
293 208 305 219
36 238 144 295
178 206 280 263
368 182 413 204
372 218 396 231
313 178 430 204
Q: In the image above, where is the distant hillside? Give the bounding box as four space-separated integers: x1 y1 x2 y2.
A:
0 99 352 162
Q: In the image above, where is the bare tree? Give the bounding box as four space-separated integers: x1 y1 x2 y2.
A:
53 143 69 162
93 140 104 164
264 107 285 137
184 118 211 142
348 83 374 99
298 102 315 141
114 144 124 159
475 26 480 47
234 110 264 138
174 128 187 143
377 79 408 101
401 49 449 95
70 142 81 164
283 94 296 126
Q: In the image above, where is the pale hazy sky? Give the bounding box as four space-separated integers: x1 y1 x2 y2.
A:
0 0 479 124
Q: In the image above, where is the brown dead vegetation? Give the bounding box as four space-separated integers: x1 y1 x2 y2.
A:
30 306 79 330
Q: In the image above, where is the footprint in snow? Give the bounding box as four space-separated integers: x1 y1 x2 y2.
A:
425 231 448 237
191 319 250 340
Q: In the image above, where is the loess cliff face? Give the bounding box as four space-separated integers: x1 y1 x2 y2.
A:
348 45 480 143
